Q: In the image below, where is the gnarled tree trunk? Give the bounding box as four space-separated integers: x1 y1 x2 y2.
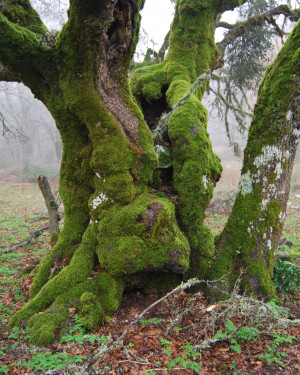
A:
1 0 299 346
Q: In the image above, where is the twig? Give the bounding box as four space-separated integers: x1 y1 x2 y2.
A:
240 354 261 362
0 225 49 255
117 360 150 365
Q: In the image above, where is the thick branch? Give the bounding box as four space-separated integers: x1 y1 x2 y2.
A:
216 21 239 29
217 5 293 58
0 1 52 98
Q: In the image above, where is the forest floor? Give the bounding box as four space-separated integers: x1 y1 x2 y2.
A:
0 165 299 375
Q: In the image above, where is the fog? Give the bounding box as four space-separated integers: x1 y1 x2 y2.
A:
0 83 61 179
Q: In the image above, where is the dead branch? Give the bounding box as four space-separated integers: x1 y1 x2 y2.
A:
37 175 60 235
0 225 49 255
217 5 295 60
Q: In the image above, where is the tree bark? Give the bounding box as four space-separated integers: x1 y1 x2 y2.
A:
2 0 299 346
212 19 300 299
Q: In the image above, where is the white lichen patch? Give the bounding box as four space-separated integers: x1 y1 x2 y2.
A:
238 171 253 196
203 175 209 188
254 146 290 168
279 188 286 195
275 162 283 179
286 110 293 121
261 198 269 210
92 193 110 209
253 146 290 181
247 222 255 234
267 240 272 250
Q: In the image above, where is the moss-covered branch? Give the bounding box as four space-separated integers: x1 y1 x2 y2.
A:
0 1 53 99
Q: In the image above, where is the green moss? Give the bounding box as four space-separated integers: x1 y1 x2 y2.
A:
27 306 67 346
1 0 46 35
79 292 103 330
10 225 97 327
97 272 124 314
96 194 190 276
130 63 167 103
19 270 125 345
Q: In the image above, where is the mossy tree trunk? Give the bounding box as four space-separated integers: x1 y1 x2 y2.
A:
212 22 300 298
1 0 299 346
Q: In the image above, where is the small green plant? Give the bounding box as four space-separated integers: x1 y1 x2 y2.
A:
159 337 172 357
8 327 20 340
8 326 31 341
0 303 14 319
167 343 201 373
0 265 16 276
18 352 86 372
13 285 25 301
0 365 9 374
173 324 190 332
145 370 156 375
236 246 242 255
126 342 135 348
214 320 260 355
267 299 288 316
60 315 108 345
140 317 165 325
273 259 300 292
259 331 295 367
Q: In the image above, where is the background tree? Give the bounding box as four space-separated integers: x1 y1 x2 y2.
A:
0 0 299 346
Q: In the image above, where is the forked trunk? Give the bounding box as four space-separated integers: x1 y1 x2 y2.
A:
3 0 299 346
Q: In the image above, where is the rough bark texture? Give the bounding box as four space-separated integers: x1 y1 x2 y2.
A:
1 0 299 346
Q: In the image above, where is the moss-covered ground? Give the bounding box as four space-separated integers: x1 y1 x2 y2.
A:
0 167 299 374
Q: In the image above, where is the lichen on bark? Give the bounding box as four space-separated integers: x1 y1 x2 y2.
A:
212 19 300 299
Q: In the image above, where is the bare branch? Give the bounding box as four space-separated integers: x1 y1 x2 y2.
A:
0 225 49 255
209 86 252 117
217 5 294 58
